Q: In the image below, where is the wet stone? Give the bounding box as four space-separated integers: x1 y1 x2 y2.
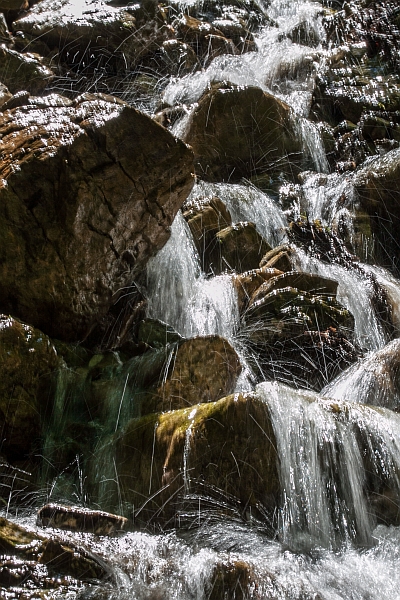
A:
37 503 128 535
215 221 271 274
0 93 194 341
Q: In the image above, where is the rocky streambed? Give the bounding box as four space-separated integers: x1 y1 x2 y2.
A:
1 0 400 597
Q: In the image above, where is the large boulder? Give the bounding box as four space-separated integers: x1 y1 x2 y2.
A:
0 93 194 341
115 392 280 526
183 83 301 182
11 0 159 72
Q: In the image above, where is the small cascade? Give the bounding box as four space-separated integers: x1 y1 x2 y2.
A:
259 381 400 550
294 248 388 351
323 338 400 410
146 212 240 340
188 180 288 247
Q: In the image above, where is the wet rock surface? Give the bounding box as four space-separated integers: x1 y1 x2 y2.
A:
184 82 301 182
116 392 280 526
0 315 60 462
37 503 128 535
0 516 112 597
0 93 194 341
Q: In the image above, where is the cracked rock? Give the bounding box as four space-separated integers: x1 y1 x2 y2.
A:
0 92 194 341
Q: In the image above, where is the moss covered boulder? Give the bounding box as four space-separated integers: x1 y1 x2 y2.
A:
116 391 279 527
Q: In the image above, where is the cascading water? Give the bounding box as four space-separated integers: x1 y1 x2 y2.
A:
6 0 400 598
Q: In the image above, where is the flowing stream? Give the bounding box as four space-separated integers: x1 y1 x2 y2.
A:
8 0 400 597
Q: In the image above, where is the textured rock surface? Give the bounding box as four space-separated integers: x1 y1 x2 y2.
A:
153 335 242 413
0 94 194 340
184 83 301 182
215 222 271 274
116 392 279 525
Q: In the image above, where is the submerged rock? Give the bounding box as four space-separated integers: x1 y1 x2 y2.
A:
184 82 301 182
0 93 194 341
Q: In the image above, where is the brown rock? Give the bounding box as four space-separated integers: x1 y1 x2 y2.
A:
37 503 128 535
249 272 339 306
116 392 279 525
153 335 242 413
215 222 271 274
233 267 283 313
183 196 232 272
259 245 294 272
0 94 194 341
184 83 301 182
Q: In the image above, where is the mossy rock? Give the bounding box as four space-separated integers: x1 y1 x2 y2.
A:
116 392 279 526
0 47 53 95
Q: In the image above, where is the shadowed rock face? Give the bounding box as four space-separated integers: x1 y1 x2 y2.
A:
0 93 194 341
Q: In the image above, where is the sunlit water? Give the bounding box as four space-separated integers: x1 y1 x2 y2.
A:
10 0 400 598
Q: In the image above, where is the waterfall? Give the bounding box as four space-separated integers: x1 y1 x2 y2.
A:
5 0 400 597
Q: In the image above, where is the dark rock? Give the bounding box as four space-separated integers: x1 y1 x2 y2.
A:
183 195 232 273
0 46 54 94
353 147 400 277
138 318 183 348
215 222 271 274
0 93 194 341
242 272 357 389
183 82 301 182
0 315 60 461
37 503 128 535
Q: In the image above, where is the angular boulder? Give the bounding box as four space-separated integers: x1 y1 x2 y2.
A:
183 83 301 182
0 94 194 340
